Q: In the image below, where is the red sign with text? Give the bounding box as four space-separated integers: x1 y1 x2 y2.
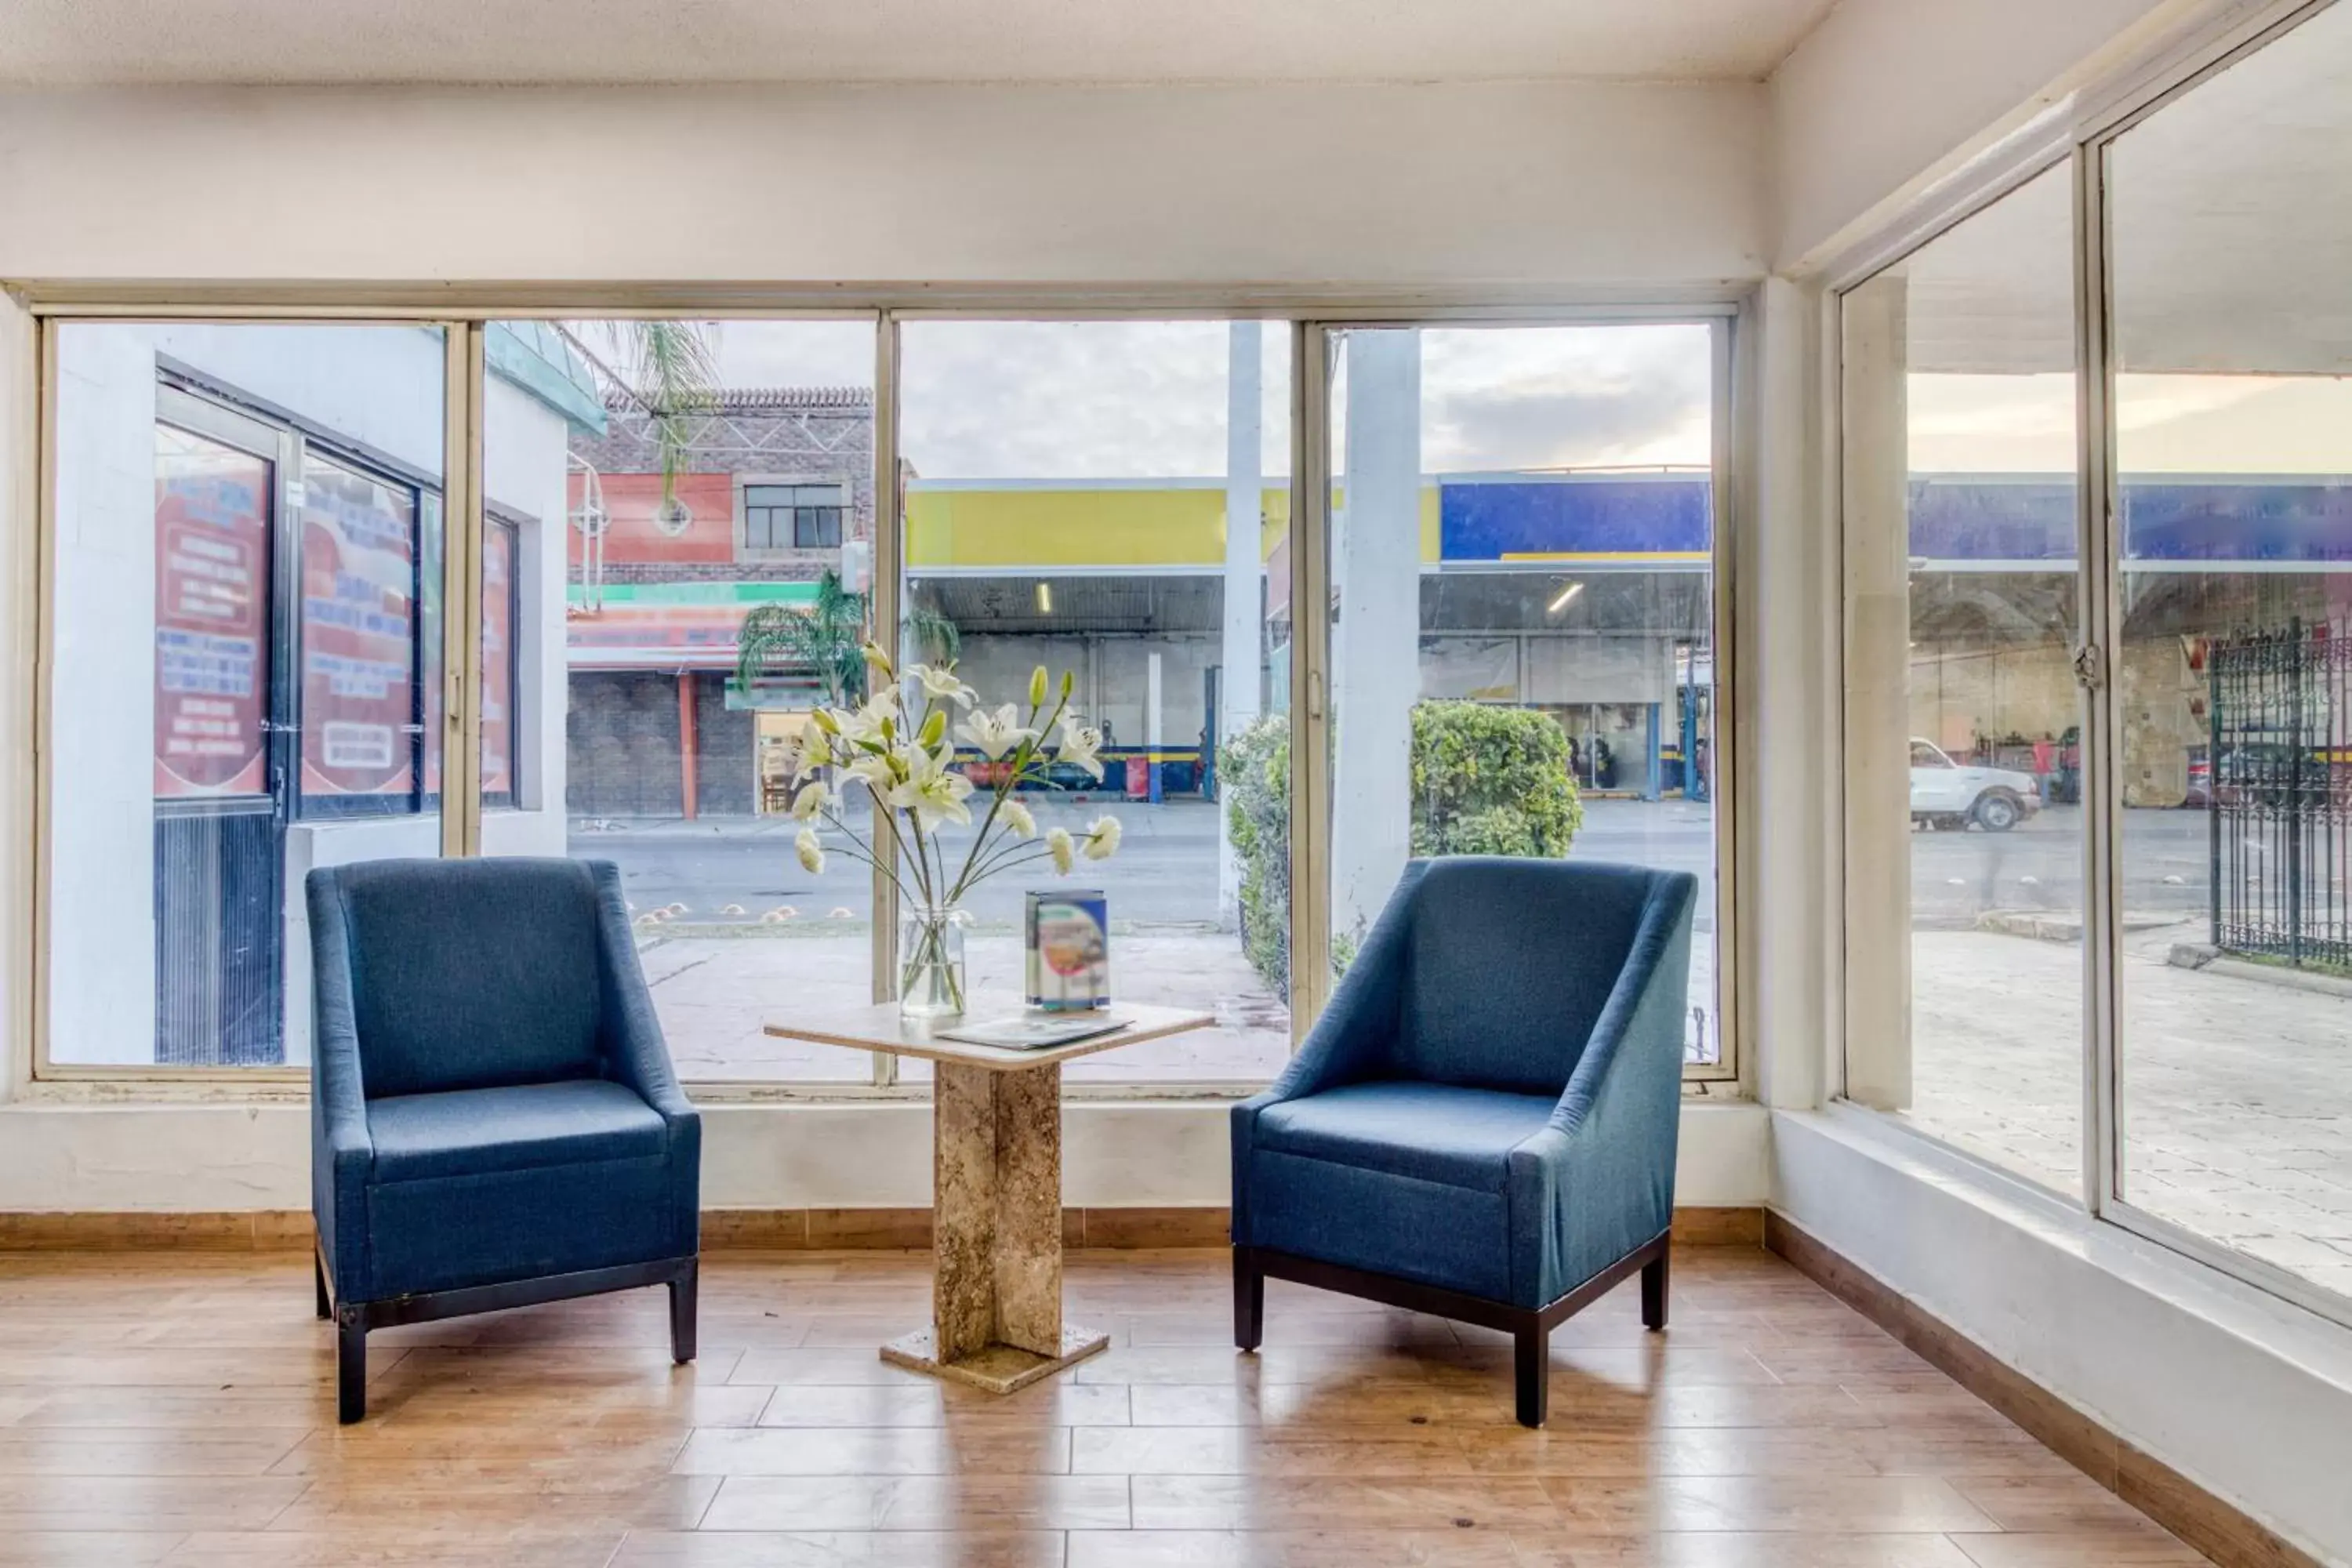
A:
299 459 418 803
154 426 271 798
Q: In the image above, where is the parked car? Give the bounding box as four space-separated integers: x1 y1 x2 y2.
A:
1910 739 2040 832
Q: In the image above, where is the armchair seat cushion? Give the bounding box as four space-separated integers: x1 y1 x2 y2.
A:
368 1080 666 1184
1254 1082 1556 1192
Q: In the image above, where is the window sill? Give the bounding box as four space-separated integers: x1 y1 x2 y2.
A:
1781 1102 2352 1381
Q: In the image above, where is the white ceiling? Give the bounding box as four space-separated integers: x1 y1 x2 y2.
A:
0 0 1838 85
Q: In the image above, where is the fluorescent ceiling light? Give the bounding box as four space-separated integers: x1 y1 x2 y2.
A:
1547 581 1584 615
1036 582 1053 614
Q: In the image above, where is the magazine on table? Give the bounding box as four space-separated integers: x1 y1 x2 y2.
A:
935 1012 1133 1051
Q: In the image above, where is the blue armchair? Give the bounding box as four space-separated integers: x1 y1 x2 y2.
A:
308 857 701 1423
1231 857 1696 1426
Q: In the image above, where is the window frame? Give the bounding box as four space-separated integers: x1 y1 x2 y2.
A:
736 474 850 558
24 300 1749 1102
1828 0 2352 1330
478 509 523 812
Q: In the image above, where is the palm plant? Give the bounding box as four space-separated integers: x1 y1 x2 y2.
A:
739 571 872 709
557 321 721 506
737 572 961 708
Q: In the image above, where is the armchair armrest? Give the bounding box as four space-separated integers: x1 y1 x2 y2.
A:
586 861 698 1131
1232 862 1428 1243
304 871 375 1294
587 860 701 1259
1260 858 1428 1106
1503 870 1697 1305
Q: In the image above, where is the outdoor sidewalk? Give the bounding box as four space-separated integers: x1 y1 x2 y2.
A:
642 924 1293 1083
1907 924 2352 1301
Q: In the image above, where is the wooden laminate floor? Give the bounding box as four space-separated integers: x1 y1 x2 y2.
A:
0 1245 2208 1566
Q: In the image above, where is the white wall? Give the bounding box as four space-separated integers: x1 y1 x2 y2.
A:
1768 0 2183 270
0 81 1766 287
481 375 572 846
0 1097 1770 1213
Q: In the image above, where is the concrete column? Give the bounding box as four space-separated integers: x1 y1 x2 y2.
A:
677 670 699 821
1841 274 1915 1112
1145 649 1163 804
1217 321 1264 927
1332 330 1422 946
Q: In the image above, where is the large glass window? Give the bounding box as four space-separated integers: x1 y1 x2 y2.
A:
897 320 1294 1083
1839 163 2087 1194
2108 1 2352 1303
487 319 880 1083
1323 324 1726 1066
48 324 450 1069
1840 2 2352 1315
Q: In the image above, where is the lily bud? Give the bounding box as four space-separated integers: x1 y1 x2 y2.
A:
919 709 947 748
811 709 840 736
1029 665 1048 708
1059 670 1075 701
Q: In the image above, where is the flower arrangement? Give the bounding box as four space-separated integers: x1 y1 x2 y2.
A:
784 642 1120 1018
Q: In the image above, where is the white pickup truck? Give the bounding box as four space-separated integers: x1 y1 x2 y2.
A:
1910 739 2041 832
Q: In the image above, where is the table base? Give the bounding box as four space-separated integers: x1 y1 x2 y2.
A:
880 1323 1110 1395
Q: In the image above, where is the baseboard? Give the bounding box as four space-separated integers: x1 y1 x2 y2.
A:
1766 1210 2323 1568
0 1204 1766 1253
0 1210 318 1250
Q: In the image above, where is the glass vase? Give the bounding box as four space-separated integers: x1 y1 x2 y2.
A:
898 906 968 1022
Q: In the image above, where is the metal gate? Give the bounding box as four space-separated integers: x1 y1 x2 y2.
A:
2209 616 2352 973
154 807 285 1065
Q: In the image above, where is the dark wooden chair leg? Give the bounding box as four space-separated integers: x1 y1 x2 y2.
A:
1513 1318 1548 1428
335 1308 367 1425
669 1258 699 1365
314 1253 331 1321
1233 1247 1265 1352
1641 1247 1670 1331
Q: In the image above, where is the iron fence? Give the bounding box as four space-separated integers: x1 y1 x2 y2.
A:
2209 617 2352 973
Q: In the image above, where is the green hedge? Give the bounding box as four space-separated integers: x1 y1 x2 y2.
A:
1410 699 1582 858
1221 702 1582 1000
1221 714 1293 1004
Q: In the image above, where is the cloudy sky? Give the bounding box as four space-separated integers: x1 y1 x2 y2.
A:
1909 372 2352 474
653 319 1716 480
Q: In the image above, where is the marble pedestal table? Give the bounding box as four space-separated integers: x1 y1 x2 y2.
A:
764 998 1214 1393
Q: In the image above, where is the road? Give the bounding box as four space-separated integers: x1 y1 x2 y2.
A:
570 797 2218 929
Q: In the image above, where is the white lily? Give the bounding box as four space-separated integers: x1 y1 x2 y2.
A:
1054 717 1105 782
957 703 1036 760
887 752 975 831
797 726 833 771
909 662 977 709
794 826 825 875
1046 826 1076 876
1001 799 1037 840
1083 815 1122 860
845 750 900 796
789 780 831 821
838 689 898 746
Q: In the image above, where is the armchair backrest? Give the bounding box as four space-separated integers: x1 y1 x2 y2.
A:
307 857 609 1100
1393 857 1692 1095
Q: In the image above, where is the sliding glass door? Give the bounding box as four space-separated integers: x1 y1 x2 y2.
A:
1840 0 2352 1319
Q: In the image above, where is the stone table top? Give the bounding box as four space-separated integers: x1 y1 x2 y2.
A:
764 997 1216 1072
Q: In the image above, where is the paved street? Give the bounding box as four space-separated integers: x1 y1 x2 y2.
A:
575 795 2205 1087
572 797 2215 932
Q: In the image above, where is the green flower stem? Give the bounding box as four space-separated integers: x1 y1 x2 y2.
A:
944 691 1069 902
